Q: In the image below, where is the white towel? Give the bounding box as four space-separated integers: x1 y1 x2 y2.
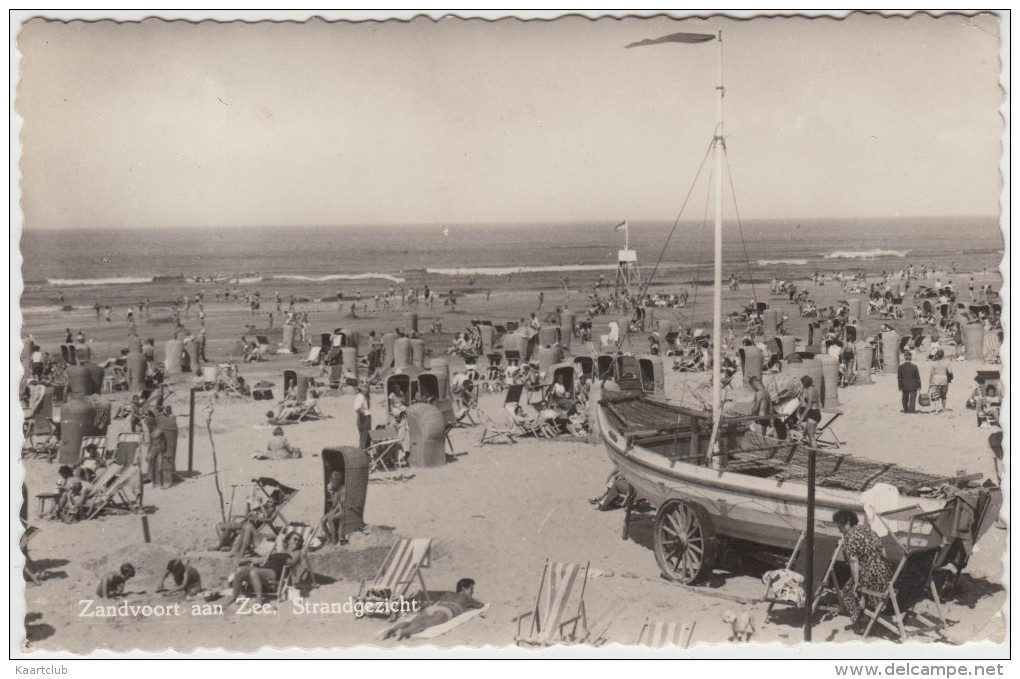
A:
861 483 901 537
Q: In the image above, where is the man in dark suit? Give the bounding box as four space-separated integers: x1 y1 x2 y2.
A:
897 351 921 413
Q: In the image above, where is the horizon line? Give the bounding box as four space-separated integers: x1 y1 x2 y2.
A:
17 214 1003 232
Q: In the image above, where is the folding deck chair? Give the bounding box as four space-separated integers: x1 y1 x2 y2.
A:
357 538 433 617
761 531 844 626
269 398 326 426
250 477 299 536
515 561 590 646
636 617 696 649
80 436 109 462
477 409 519 445
859 507 950 642
476 383 528 445
815 410 844 449
366 424 408 472
501 383 548 439
270 523 318 600
22 418 59 460
301 346 322 366
83 434 144 518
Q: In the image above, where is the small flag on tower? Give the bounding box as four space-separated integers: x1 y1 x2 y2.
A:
614 220 628 233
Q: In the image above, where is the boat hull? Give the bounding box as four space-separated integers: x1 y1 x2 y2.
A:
597 403 948 552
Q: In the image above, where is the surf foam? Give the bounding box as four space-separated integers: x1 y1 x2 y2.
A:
273 273 406 284
48 277 154 286
823 249 907 260
757 259 809 266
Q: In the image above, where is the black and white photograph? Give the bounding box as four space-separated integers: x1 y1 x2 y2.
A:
11 10 1007 661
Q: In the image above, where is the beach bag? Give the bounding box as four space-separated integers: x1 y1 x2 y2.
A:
918 394 931 408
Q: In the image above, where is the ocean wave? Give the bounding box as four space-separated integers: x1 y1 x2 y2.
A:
22 305 67 314
757 259 809 266
48 277 154 286
823 249 908 260
272 273 406 284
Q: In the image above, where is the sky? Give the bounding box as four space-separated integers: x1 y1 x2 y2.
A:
15 12 1005 230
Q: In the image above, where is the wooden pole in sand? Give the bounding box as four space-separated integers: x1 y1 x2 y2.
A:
804 447 816 642
205 405 227 522
187 388 196 475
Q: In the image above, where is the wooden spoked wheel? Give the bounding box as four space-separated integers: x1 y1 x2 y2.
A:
653 499 718 584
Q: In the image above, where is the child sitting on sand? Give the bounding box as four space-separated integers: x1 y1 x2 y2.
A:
96 563 136 599
160 559 202 596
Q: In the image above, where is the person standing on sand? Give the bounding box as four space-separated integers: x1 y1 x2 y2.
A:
928 355 953 414
30 347 44 380
354 384 371 451
538 291 544 310
794 376 821 448
897 351 921 414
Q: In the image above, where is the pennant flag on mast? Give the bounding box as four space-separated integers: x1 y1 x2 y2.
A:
625 31 715 48
614 220 628 233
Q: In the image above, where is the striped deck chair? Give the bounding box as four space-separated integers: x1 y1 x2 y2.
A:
478 408 518 445
357 538 433 617
85 464 138 518
636 618 696 649
515 561 590 646
80 436 108 462
270 523 318 600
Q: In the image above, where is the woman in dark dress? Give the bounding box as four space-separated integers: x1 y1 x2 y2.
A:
835 509 893 632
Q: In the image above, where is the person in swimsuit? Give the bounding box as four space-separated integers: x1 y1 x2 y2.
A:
96 563 136 599
320 470 346 546
383 578 484 640
223 533 307 606
160 558 203 596
795 375 821 448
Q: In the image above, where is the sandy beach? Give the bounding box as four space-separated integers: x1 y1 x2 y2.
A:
17 268 1006 653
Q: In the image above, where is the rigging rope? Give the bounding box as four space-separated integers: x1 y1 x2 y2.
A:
613 135 716 356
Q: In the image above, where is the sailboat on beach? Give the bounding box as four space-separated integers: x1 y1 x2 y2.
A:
596 30 1001 586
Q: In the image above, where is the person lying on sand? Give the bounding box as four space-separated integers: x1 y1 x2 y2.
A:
96 563 136 599
160 559 202 596
383 578 484 641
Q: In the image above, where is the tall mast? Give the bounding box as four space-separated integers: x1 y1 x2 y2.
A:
711 29 724 437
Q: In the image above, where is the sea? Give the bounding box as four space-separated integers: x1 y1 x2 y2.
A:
17 216 1004 307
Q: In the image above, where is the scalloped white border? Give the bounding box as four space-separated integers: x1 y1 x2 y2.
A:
7 8 1010 668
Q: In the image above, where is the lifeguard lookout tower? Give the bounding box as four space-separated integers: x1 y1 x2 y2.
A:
613 220 642 298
